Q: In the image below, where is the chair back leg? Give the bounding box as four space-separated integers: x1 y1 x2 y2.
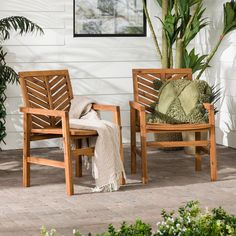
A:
130 108 137 174
75 139 83 177
195 132 202 171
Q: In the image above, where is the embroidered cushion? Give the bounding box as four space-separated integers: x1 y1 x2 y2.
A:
147 79 212 124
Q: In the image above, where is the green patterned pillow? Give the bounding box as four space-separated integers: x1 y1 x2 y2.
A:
147 79 212 124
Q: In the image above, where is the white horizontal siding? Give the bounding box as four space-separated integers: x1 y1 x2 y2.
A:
3 30 65 46
0 0 65 12
1 0 236 149
5 46 158 63
0 12 65 29
8 61 159 79
0 0 159 150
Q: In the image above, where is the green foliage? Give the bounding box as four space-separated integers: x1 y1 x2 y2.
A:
0 16 43 41
183 3 208 47
40 202 236 236
159 13 181 46
106 220 152 236
145 0 236 80
183 48 208 73
0 16 43 146
156 201 236 236
223 0 236 35
177 0 190 21
210 84 222 114
41 220 152 236
41 226 57 236
155 0 174 10
152 0 209 70
0 46 19 144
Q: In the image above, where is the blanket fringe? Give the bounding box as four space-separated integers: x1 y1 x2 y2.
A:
92 171 124 192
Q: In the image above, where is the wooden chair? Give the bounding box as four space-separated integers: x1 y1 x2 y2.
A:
129 68 217 184
19 69 125 196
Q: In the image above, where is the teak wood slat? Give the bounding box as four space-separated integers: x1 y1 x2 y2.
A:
19 69 125 196
130 68 217 184
72 147 95 157
138 90 158 102
25 81 48 96
52 86 68 101
146 123 212 131
137 83 159 97
27 157 65 168
147 140 210 148
31 116 50 128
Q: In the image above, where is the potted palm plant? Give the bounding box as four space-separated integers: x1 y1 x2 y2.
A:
0 16 43 147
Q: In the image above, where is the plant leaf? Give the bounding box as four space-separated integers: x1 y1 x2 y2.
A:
0 16 44 40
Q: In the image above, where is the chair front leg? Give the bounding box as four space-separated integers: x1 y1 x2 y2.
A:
209 128 217 181
140 131 148 184
62 114 74 196
140 111 148 184
23 113 31 187
130 107 137 174
204 103 217 181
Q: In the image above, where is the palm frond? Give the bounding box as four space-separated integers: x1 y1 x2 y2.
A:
0 16 44 40
0 65 18 84
210 84 222 114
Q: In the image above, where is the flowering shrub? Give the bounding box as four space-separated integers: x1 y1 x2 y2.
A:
156 201 236 236
41 201 236 236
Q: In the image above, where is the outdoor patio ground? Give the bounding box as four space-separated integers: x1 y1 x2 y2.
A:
0 145 236 236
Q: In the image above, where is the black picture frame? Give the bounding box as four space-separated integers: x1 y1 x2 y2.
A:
73 0 146 37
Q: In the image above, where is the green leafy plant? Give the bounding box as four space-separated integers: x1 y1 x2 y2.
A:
40 202 236 236
183 48 208 74
0 16 43 146
156 201 236 236
143 0 236 79
106 220 152 236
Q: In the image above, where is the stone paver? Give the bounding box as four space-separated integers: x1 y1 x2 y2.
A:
0 145 236 235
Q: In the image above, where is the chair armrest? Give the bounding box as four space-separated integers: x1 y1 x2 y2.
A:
203 103 215 125
92 104 119 112
129 101 146 129
20 107 67 117
129 101 145 112
203 103 214 112
92 104 121 126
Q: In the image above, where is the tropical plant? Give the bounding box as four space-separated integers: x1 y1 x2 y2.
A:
142 0 236 79
0 16 43 145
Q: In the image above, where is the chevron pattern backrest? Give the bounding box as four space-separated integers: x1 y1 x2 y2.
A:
19 70 73 128
132 68 192 113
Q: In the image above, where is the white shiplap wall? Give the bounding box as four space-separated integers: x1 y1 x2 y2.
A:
1 0 236 150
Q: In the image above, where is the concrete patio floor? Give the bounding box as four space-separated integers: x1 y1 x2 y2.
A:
0 145 236 235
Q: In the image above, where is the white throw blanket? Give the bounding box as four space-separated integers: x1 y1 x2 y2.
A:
69 96 126 192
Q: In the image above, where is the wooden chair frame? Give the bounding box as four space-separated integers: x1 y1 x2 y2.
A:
19 70 125 196
130 68 217 184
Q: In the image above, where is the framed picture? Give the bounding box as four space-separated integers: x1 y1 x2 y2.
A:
73 0 146 37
